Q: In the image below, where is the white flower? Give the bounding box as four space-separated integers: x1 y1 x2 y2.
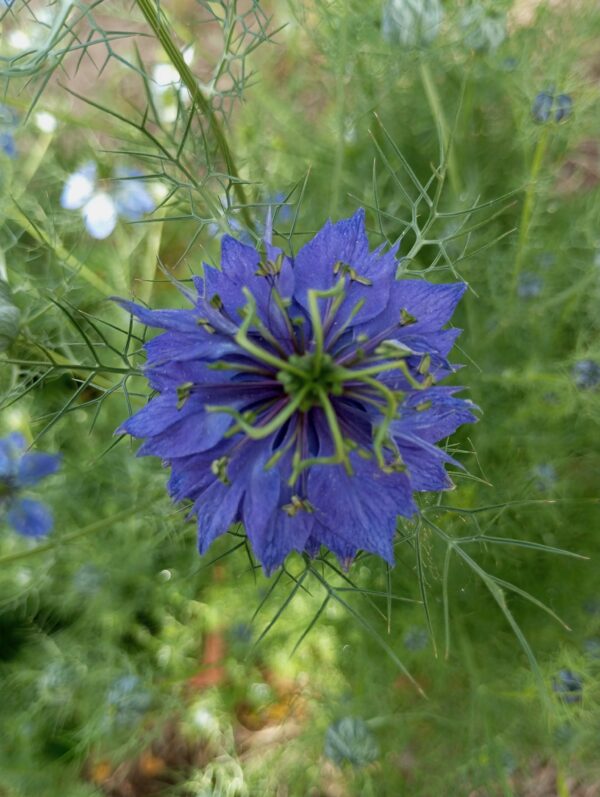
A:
34 111 57 134
151 46 195 123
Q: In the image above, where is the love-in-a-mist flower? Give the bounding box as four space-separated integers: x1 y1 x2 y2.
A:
532 90 573 124
117 210 476 574
60 163 155 239
151 45 194 123
382 0 444 47
0 104 18 159
0 433 61 538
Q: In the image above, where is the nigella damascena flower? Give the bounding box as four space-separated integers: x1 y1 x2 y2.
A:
117 210 476 574
532 90 573 125
0 433 61 538
0 104 18 159
60 162 155 239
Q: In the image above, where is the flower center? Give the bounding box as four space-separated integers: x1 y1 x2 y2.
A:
277 352 342 411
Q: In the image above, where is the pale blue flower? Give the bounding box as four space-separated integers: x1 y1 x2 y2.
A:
60 163 155 239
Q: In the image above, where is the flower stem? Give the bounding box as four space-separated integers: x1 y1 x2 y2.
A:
512 128 549 293
419 60 462 198
8 206 113 295
134 0 253 231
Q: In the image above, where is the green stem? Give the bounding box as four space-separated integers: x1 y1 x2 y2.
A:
8 206 113 295
329 2 348 216
419 60 462 198
2 358 137 377
512 128 549 292
134 0 253 231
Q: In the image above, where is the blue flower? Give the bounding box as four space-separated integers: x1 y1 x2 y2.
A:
532 91 554 124
0 433 61 538
117 210 476 574
554 94 573 123
517 272 543 299
552 669 583 704
60 162 155 239
324 717 379 767
403 625 429 651
572 359 600 390
382 0 444 47
531 463 557 492
0 104 18 158
532 90 573 124
106 675 152 727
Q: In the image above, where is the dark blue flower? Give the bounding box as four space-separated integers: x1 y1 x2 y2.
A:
552 669 583 704
117 210 476 574
532 91 573 124
0 433 61 538
555 94 573 123
532 91 554 124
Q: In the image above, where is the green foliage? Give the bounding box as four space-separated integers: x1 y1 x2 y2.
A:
0 0 599 795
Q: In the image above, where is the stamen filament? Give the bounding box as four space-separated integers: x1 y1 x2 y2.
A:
206 386 310 441
307 281 346 374
236 288 306 378
316 386 352 474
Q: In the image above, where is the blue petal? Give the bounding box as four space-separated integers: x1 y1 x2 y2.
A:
143 330 238 366
294 209 369 296
195 478 245 554
242 446 313 574
115 296 236 337
113 173 155 221
293 210 398 329
308 449 416 565
0 432 26 478
356 280 467 338
17 452 61 487
0 132 16 159
251 510 314 575
397 438 455 492
121 393 233 458
6 497 53 538
394 387 478 443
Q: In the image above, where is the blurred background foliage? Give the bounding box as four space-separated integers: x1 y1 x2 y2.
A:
0 0 600 795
